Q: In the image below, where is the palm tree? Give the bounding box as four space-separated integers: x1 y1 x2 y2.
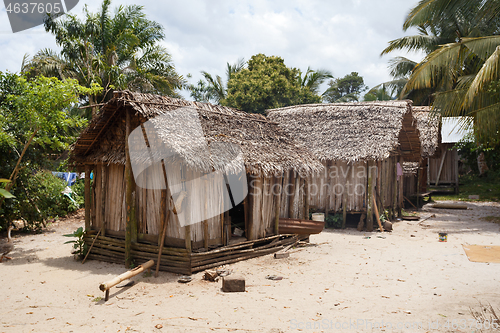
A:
22 0 184 118
188 58 246 104
401 0 500 172
379 0 499 105
297 67 333 95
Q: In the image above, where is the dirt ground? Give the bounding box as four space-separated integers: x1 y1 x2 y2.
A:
1 200 500 333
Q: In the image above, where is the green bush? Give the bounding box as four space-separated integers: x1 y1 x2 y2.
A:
325 213 343 229
0 170 80 231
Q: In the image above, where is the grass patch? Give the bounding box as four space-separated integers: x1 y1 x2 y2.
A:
481 216 500 224
431 172 500 202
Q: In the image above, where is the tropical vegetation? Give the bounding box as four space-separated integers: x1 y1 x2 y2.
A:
22 0 184 118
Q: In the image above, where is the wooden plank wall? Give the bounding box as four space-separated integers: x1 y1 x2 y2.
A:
248 175 280 240
307 157 399 214
428 143 458 185
92 162 223 246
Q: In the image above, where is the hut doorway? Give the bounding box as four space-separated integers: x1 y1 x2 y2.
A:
228 201 247 243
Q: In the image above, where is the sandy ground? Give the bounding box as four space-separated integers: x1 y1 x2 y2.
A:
1 201 500 333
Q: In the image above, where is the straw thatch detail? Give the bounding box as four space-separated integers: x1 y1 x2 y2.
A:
71 91 323 177
412 106 440 158
267 101 421 163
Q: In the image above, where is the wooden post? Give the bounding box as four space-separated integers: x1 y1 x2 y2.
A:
84 165 91 231
398 157 403 217
366 161 374 232
101 164 107 237
242 194 247 240
416 163 420 210
124 109 136 268
342 179 347 229
288 171 296 218
373 196 384 233
380 160 386 216
203 220 209 249
185 225 192 252
304 176 309 221
324 162 330 222
393 157 398 220
275 175 282 234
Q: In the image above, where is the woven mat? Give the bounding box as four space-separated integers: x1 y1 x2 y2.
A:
462 244 500 263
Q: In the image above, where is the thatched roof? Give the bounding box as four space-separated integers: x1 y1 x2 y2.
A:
412 106 440 158
267 101 421 163
70 91 323 176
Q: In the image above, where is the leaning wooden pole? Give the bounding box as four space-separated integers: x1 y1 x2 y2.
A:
84 165 91 231
125 108 135 268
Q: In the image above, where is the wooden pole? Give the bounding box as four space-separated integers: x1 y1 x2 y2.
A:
155 209 170 277
84 165 91 231
304 176 309 221
324 162 330 222
185 225 192 252
125 109 134 268
366 161 374 232
416 163 420 210
101 164 107 237
342 177 347 229
100 260 154 301
275 175 282 234
288 171 296 218
393 157 398 220
372 196 384 233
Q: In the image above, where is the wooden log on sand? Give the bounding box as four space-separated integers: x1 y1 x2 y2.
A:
99 260 154 301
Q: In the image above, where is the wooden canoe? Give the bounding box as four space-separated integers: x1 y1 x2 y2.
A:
278 218 324 235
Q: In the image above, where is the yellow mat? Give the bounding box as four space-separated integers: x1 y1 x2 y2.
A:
462 244 500 263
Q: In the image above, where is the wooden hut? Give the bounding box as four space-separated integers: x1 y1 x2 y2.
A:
70 91 322 274
402 107 440 202
428 117 471 193
267 101 421 231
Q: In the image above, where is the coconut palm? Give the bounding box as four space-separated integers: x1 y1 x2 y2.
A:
379 0 499 105
23 0 184 118
297 67 333 95
401 0 500 151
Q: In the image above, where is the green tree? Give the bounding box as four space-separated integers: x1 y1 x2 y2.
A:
23 0 184 118
363 85 393 101
223 54 321 114
0 73 100 215
323 72 367 103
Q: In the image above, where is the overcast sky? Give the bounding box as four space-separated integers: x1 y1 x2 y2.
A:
0 0 424 100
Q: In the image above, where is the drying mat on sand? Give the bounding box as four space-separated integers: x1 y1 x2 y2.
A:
462 245 500 263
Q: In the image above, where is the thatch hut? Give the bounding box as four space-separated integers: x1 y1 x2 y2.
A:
70 91 322 274
267 100 421 231
402 107 440 201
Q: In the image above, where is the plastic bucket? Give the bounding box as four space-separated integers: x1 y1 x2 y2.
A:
439 232 448 242
312 213 325 222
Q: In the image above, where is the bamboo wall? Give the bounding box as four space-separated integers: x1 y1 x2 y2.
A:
307 157 402 213
428 143 459 187
89 163 299 248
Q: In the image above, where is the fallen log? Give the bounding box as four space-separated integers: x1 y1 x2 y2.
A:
99 260 154 301
431 203 468 210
